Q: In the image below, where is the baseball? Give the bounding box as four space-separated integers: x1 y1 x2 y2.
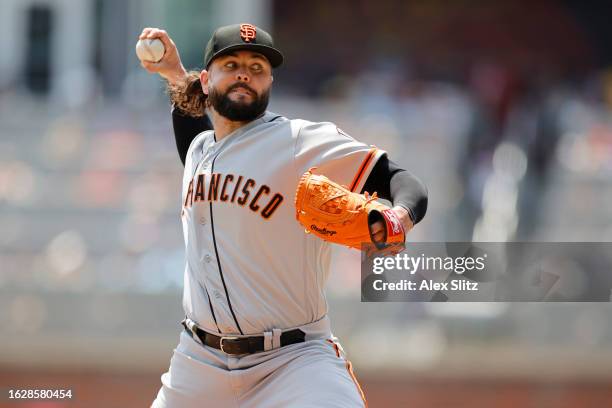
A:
135 38 165 63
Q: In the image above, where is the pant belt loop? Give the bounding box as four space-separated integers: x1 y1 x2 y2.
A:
183 317 203 346
272 328 282 349
263 331 273 351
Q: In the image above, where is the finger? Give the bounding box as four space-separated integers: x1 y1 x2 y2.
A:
370 220 383 232
364 244 378 259
145 29 174 50
389 243 406 255
371 231 384 243
140 61 159 72
369 221 384 235
369 220 386 244
145 28 165 39
139 27 155 39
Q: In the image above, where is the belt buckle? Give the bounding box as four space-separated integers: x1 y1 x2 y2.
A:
220 336 241 355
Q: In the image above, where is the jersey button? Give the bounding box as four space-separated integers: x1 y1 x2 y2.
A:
204 254 212 263
199 217 207 225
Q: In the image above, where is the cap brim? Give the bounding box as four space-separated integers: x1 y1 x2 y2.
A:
208 44 284 68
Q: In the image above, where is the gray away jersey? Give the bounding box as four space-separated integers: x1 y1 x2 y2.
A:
180 111 385 335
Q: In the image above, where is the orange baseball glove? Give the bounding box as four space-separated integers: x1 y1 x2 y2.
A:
294 169 405 252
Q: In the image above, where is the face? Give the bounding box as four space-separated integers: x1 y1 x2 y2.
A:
201 50 273 121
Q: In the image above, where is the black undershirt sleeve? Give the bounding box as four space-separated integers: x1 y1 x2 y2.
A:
361 154 428 224
172 106 213 165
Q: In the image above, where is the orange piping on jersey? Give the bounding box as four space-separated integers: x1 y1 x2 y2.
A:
349 148 377 192
346 360 368 407
326 339 368 407
326 339 341 357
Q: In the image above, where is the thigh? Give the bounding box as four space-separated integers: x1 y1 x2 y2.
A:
152 331 238 408
241 339 367 408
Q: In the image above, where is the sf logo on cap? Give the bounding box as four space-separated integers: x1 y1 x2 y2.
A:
240 24 257 42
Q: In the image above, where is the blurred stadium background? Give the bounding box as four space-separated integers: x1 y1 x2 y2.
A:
2 0 612 406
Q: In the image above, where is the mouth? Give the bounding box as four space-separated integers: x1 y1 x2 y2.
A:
231 88 253 97
228 84 255 97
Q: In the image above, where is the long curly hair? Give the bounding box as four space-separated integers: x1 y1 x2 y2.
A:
166 70 207 117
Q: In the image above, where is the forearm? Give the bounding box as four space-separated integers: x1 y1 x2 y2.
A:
361 155 428 225
390 170 428 225
163 66 188 85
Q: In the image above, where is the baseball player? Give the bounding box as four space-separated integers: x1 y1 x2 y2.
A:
139 24 427 407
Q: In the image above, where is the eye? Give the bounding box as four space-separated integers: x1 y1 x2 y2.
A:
251 63 263 72
224 61 237 69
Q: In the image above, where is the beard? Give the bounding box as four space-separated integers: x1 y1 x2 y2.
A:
207 82 270 122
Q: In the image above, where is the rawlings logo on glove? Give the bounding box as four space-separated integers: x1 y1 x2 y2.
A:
310 225 337 236
294 169 405 253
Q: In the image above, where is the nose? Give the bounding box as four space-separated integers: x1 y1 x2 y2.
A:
236 71 250 83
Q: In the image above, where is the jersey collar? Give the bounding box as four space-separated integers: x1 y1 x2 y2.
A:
212 111 281 145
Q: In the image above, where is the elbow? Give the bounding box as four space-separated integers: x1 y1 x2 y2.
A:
412 180 428 225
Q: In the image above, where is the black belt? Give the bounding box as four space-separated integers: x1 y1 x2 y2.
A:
182 320 305 355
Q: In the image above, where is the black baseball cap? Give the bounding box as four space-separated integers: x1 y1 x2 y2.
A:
204 24 283 69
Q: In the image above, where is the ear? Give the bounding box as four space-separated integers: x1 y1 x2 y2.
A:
199 70 209 95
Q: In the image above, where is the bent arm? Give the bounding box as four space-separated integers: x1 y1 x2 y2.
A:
172 107 213 165
361 155 428 225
